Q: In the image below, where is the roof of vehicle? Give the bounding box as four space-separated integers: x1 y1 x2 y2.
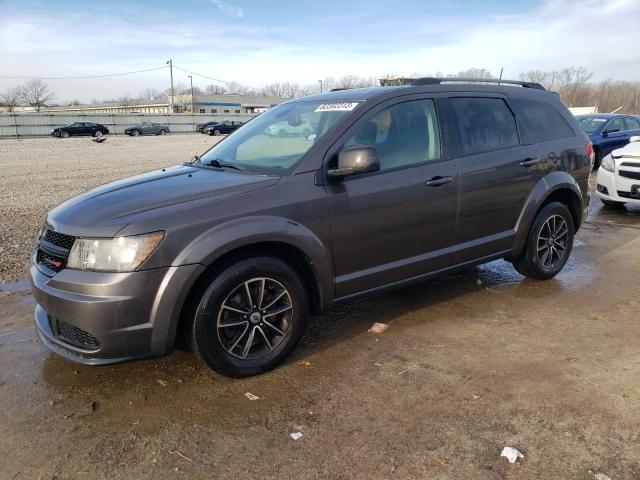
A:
290 82 558 104
575 113 621 119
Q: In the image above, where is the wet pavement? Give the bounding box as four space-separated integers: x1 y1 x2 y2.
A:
1 200 639 479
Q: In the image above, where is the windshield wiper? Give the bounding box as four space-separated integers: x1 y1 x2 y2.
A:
206 158 244 171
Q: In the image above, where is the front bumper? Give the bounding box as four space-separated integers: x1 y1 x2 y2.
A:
596 167 640 204
30 260 204 365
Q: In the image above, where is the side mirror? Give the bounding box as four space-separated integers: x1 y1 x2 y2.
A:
327 145 380 178
603 128 620 137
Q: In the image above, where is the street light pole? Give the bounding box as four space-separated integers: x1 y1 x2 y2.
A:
318 79 323 93
188 75 194 112
166 59 174 114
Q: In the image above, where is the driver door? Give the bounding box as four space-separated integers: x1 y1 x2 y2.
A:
325 96 458 297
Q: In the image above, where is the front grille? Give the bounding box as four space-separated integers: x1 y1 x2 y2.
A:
620 161 640 168
37 228 76 274
53 318 100 350
618 170 640 181
617 191 640 200
43 229 76 250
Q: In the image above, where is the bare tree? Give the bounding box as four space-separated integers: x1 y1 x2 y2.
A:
117 95 135 107
139 88 164 103
20 79 55 112
519 70 549 84
0 86 22 112
205 84 227 95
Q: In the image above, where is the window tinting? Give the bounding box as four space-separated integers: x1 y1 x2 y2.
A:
511 98 574 143
450 97 518 156
624 116 640 130
344 99 440 171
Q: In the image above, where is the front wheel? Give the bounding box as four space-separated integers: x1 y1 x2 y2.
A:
94 130 103 138
514 202 574 280
186 257 309 377
212 129 221 136
60 131 70 138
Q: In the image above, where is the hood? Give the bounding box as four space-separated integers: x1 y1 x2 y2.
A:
612 140 640 159
46 164 279 237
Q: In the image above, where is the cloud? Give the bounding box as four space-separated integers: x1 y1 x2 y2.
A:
210 0 244 19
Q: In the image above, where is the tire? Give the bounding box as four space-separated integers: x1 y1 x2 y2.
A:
601 198 625 208
158 129 167 135
592 147 601 170
514 202 574 280
186 256 309 377
212 129 221 136
94 130 103 138
60 131 70 138
132 130 140 136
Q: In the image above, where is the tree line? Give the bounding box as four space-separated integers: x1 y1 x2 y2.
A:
2 68 639 114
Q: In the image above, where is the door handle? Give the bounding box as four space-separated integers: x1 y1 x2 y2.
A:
520 157 541 167
426 176 453 187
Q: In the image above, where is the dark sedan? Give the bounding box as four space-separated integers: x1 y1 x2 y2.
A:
205 120 244 136
576 114 640 168
196 121 219 133
51 122 109 138
124 122 170 136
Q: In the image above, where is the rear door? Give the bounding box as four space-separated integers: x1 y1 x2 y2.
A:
601 117 628 156
326 95 458 297
444 95 542 264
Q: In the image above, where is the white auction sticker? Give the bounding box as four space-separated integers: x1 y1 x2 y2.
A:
315 102 359 112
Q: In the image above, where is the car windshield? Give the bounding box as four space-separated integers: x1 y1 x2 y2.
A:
578 117 608 134
198 101 357 174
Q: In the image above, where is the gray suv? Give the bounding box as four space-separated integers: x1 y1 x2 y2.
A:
29 78 592 377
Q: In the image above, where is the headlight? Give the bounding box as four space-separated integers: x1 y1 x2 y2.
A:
67 231 164 272
601 155 615 173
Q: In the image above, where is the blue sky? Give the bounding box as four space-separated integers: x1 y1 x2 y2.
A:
1 0 638 102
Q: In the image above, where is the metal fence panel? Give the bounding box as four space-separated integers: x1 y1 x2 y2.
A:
0 113 256 138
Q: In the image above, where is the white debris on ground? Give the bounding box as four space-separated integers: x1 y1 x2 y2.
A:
289 432 303 441
593 472 613 480
500 446 525 463
244 392 260 401
368 322 388 334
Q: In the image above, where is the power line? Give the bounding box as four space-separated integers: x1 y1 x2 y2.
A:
172 65 259 91
0 65 167 80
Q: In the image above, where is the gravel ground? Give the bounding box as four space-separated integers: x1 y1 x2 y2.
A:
0 134 221 281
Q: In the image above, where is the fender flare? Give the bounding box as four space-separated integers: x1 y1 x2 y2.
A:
174 215 334 311
510 171 585 260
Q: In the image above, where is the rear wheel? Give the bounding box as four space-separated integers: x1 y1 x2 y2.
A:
158 129 167 135
186 257 309 377
94 130 103 138
514 202 574 280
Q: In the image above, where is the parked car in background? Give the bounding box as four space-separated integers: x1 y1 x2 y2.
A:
30 78 591 377
124 122 170 136
205 120 244 136
51 122 109 138
265 120 314 138
196 121 219 133
576 114 640 168
596 135 640 207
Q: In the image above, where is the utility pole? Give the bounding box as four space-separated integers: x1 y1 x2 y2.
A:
166 59 174 113
188 75 194 113
318 79 323 93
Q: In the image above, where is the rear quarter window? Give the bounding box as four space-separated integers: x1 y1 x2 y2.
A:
449 97 519 156
511 98 574 143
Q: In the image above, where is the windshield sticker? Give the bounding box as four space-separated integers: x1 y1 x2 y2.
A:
315 102 359 112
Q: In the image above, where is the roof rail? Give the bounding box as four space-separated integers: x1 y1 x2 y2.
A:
411 77 546 90
330 87 350 92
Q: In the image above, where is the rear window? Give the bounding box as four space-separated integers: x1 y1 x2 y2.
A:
449 97 519 156
511 98 574 143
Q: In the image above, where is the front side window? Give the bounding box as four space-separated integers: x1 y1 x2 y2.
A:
450 97 519 156
511 98 574 143
607 117 625 132
343 99 441 171
199 100 355 174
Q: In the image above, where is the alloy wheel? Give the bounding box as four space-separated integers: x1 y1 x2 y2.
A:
536 214 568 268
216 277 293 360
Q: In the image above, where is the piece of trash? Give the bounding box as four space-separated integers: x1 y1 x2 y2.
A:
472 394 480 400
592 473 613 480
500 446 524 463
157 379 168 387
374 362 383 367
368 322 388 334
244 392 260 401
397 364 418 376
289 432 303 440
170 450 194 462
476 279 483 285
297 360 312 367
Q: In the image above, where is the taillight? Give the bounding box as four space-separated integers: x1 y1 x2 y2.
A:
585 140 594 165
